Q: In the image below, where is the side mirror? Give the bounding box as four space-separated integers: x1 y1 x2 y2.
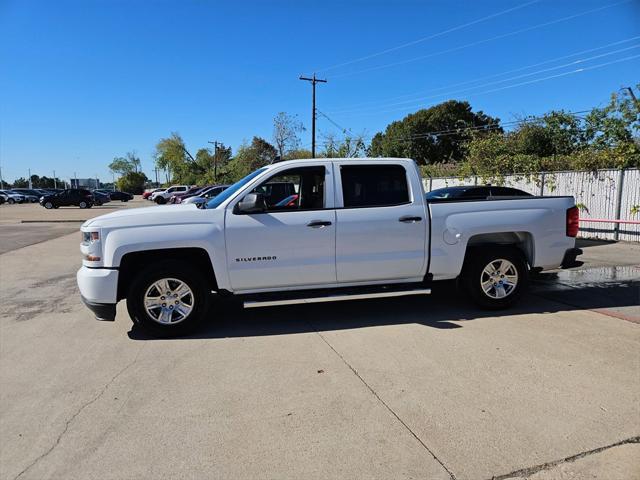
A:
236 192 267 214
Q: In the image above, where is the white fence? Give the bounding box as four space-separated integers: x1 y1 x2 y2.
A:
424 168 640 242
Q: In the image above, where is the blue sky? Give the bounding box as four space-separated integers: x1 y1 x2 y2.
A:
1 0 639 183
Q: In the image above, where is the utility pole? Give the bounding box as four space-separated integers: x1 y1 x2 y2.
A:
622 86 640 112
0 165 4 189
28 168 32 189
207 140 220 182
53 170 57 189
74 172 77 189
299 73 327 158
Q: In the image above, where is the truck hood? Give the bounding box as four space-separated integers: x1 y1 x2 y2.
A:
82 204 224 229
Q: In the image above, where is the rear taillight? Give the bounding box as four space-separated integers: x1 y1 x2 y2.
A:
566 206 579 237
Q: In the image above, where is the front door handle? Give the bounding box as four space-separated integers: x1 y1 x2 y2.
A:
399 216 422 223
307 220 332 228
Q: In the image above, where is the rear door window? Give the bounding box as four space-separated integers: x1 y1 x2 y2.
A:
340 165 409 208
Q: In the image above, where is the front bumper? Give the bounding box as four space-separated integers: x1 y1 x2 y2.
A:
77 266 119 320
560 248 584 269
81 296 116 321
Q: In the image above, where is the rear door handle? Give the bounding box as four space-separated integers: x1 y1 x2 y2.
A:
307 220 332 228
399 216 422 223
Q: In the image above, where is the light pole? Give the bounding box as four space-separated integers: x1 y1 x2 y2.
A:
53 170 57 189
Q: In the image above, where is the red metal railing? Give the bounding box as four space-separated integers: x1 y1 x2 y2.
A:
579 218 640 225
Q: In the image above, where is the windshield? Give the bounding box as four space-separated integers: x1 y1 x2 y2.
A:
205 168 268 209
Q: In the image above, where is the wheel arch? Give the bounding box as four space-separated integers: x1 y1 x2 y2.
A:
117 248 218 301
463 231 534 268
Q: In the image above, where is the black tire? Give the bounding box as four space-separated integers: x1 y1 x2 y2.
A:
79 201 88 209
461 246 528 310
44 201 54 209
155 196 166 205
126 260 212 337
7 198 15 204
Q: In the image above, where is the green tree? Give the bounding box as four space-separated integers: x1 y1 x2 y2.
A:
109 152 141 176
154 133 202 183
368 100 500 165
585 87 640 149
285 148 313 160
224 137 277 182
116 171 148 194
11 177 29 188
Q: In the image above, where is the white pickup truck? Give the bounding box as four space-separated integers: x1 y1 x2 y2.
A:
78 158 582 336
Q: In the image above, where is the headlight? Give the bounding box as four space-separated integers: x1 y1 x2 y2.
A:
81 230 102 262
81 231 100 243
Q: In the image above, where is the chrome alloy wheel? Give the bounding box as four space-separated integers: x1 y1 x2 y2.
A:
480 259 519 299
144 278 195 325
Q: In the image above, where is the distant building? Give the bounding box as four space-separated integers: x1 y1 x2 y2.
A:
71 178 100 189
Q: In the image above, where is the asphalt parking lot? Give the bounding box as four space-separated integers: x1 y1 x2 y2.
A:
0 200 638 479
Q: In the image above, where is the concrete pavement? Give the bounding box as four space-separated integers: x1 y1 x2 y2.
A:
0 229 638 479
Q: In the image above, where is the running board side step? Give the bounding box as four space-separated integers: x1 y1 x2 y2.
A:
243 288 431 309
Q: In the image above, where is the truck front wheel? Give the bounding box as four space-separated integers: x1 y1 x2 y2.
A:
126 261 212 337
461 247 528 309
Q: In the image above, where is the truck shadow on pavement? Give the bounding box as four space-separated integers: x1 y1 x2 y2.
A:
128 274 639 340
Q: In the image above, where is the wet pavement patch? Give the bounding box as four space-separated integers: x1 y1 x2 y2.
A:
531 266 640 323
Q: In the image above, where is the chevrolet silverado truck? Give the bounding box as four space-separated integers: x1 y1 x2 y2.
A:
77 158 582 337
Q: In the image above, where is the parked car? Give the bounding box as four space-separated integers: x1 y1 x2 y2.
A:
143 188 163 200
0 194 5 205
183 185 230 206
426 185 532 200
151 185 189 204
91 190 111 206
12 188 46 202
77 158 581 337
170 186 207 204
40 189 94 209
0 189 26 204
97 190 133 202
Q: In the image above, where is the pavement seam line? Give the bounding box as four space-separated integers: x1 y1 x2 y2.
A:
11 345 145 480
489 435 640 480
311 327 457 480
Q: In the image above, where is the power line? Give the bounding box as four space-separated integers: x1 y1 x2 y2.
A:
337 54 640 118
328 44 640 115
315 0 541 73
326 35 640 113
317 110 351 134
329 0 632 79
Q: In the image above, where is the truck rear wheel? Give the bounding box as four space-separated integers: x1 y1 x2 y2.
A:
126 260 211 337
461 247 528 309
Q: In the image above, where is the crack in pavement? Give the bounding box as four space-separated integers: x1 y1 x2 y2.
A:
310 324 457 480
490 436 640 480
12 345 145 480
